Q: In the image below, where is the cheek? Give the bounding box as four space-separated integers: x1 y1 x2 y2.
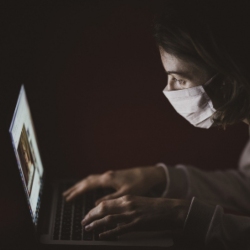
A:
190 66 214 86
185 81 201 88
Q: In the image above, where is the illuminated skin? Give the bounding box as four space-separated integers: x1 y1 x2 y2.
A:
62 51 215 239
63 167 166 204
159 49 212 90
63 168 190 239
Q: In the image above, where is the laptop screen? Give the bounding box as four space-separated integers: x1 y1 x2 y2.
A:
9 85 44 226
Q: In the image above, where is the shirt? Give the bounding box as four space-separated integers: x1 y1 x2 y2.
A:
159 127 250 249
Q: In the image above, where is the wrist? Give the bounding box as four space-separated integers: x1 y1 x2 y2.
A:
155 165 167 185
151 166 167 195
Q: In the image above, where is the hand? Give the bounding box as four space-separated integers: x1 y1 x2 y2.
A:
81 195 190 239
63 166 166 204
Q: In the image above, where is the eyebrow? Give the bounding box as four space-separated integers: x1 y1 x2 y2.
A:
166 70 192 80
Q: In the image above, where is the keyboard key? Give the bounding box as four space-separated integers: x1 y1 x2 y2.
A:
61 234 70 240
53 183 117 241
94 228 103 241
72 234 81 240
83 231 93 241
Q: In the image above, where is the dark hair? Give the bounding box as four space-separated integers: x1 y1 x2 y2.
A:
153 0 250 127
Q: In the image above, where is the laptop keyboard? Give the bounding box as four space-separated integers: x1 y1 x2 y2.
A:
53 183 115 241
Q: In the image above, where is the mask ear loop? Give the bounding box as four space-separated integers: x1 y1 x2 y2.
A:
202 73 226 113
202 73 220 87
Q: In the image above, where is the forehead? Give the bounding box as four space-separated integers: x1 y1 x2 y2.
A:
159 49 213 83
160 49 198 73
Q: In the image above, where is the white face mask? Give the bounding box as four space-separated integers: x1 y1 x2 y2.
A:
163 75 217 129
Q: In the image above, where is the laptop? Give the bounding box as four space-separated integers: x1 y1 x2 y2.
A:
8 85 173 248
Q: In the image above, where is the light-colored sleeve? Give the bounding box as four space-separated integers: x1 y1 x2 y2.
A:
175 197 250 249
155 163 170 197
158 164 250 213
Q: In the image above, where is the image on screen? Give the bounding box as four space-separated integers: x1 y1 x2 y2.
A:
17 125 36 195
9 85 44 225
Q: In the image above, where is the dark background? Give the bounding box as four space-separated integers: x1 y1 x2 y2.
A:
1 0 248 249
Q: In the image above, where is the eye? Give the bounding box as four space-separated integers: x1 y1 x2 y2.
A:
178 79 185 85
166 74 187 90
172 77 185 85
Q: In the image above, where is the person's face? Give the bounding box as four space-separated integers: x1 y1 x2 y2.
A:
22 144 30 166
160 49 212 91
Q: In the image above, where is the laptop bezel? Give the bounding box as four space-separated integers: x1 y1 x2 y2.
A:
7 85 47 235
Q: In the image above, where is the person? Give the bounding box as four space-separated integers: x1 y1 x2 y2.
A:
20 143 35 192
63 0 250 249
18 127 35 194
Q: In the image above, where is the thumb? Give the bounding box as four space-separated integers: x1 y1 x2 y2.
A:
95 189 125 206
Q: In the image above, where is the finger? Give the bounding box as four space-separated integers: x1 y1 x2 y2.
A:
63 171 115 199
63 185 78 196
99 222 134 239
85 214 126 231
82 199 122 226
65 188 83 202
64 175 103 201
96 171 116 189
95 189 125 206
62 179 87 197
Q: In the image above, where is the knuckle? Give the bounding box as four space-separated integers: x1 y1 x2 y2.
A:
84 216 89 223
86 212 91 219
106 215 114 223
122 195 132 201
103 170 115 180
87 209 95 219
91 221 97 227
85 175 94 182
106 170 115 176
115 226 122 233
127 201 135 210
99 201 107 212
